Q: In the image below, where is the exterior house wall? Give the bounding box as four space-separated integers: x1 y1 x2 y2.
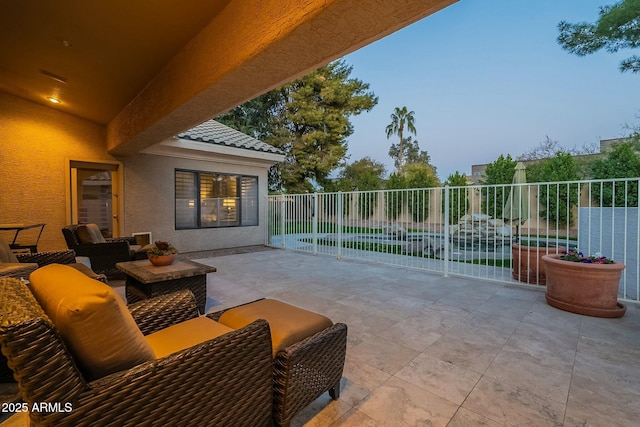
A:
122 152 271 253
1 93 277 254
0 92 112 251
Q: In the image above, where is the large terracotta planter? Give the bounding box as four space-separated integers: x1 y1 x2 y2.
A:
542 254 626 318
511 244 565 285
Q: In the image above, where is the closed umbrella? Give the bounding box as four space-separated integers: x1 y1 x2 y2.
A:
503 162 530 243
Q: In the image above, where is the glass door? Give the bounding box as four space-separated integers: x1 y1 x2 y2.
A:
70 161 120 237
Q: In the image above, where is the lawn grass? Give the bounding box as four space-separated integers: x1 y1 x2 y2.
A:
271 222 383 235
301 237 514 267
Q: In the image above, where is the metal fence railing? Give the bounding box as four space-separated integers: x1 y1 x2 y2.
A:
265 178 640 303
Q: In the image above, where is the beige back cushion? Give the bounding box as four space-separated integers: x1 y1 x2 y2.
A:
29 264 154 380
76 224 106 244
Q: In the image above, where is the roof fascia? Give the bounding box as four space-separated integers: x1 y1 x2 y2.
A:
140 138 285 167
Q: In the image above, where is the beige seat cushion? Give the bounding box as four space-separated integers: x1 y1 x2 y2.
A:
29 264 154 380
76 224 106 244
218 299 333 356
146 316 234 359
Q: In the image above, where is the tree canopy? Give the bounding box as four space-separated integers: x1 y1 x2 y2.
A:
334 157 386 192
333 157 386 218
519 135 599 162
218 60 377 193
388 136 433 172
590 142 640 206
443 171 469 225
386 107 417 170
480 154 517 219
531 152 581 226
558 0 640 73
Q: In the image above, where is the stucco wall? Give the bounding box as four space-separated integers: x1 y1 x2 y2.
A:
122 152 270 253
0 93 111 251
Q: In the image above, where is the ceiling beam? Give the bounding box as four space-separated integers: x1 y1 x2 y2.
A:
107 0 457 156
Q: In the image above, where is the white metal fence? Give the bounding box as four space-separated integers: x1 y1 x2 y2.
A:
265 178 640 303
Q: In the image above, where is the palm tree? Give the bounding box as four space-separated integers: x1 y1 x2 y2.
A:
386 106 416 170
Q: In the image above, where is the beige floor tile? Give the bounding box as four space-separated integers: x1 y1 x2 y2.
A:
357 376 458 426
330 408 391 427
340 355 392 407
483 347 573 404
568 357 640 426
375 317 443 352
463 376 565 426
576 335 640 370
395 352 482 405
564 405 632 427
290 393 353 427
475 294 537 321
447 407 503 427
453 310 521 342
513 322 580 351
521 304 582 334
420 334 503 374
348 335 419 375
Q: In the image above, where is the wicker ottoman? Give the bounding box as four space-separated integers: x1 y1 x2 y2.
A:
209 299 347 427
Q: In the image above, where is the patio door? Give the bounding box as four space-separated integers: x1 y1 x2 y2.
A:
69 161 121 238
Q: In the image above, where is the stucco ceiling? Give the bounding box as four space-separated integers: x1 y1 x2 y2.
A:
0 0 457 156
0 0 231 124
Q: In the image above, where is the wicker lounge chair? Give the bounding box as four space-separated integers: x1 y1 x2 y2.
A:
0 275 273 426
62 224 140 279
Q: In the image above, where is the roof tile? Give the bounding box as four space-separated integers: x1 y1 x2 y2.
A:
177 120 284 155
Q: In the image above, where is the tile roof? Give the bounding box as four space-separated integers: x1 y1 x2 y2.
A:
177 120 284 155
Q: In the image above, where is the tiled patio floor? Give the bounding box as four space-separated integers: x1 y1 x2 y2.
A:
3 248 639 426
192 249 640 427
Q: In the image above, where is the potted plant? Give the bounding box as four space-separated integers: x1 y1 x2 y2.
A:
147 241 179 266
542 250 626 318
511 240 566 285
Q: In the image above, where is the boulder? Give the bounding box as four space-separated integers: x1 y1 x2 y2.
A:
383 223 407 240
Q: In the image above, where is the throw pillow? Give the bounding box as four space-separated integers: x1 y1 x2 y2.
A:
29 264 154 380
76 224 106 244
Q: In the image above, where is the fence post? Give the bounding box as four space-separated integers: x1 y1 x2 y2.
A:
280 196 286 249
265 195 269 246
443 185 450 277
337 191 343 259
313 192 318 254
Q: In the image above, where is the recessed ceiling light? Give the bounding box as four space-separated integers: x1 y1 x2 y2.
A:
47 97 61 104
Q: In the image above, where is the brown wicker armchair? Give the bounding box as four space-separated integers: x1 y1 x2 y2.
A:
0 278 274 426
15 249 108 283
0 234 106 283
62 224 138 279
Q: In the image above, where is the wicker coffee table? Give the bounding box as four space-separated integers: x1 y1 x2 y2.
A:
116 259 216 313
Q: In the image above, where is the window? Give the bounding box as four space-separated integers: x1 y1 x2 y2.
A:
175 170 258 229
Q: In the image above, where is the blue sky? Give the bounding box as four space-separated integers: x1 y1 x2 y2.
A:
342 0 640 181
